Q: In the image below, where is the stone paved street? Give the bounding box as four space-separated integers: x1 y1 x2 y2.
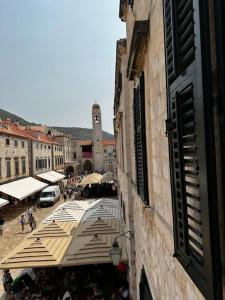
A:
0 195 66 297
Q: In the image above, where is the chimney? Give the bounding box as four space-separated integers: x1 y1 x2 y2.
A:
14 121 20 126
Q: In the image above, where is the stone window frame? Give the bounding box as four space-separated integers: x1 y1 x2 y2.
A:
127 20 149 80
5 137 10 146
21 158 26 174
5 158 11 177
14 139 18 147
14 158 19 176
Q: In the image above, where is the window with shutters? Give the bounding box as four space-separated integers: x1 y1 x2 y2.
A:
164 0 195 84
14 158 19 176
22 159 26 174
163 0 220 298
6 159 11 177
133 72 149 204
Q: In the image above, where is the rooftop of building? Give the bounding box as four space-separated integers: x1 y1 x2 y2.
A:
0 119 62 145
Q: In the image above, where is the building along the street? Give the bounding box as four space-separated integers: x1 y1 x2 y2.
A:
53 132 79 176
0 119 30 184
24 129 53 176
114 1 225 299
52 142 64 173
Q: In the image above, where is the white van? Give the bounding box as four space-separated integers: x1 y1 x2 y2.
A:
39 185 60 207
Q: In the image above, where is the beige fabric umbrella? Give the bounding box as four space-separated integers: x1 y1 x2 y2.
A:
43 208 85 223
26 221 78 239
80 173 103 185
81 206 121 222
0 237 73 269
75 218 122 237
0 198 125 270
62 234 127 267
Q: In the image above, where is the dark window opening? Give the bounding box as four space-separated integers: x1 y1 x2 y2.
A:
133 72 149 204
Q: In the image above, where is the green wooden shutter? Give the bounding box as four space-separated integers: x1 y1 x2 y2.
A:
163 0 220 298
133 73 149 204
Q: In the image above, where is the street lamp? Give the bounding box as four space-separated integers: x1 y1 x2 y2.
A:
110 231 133 266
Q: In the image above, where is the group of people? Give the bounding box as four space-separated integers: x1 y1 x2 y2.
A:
19 209 36 233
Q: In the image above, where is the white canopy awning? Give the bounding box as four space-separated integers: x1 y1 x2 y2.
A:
0 177 48 201
0 198 9 208
36 171 65 183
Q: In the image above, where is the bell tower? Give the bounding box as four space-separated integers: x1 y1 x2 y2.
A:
92 103 103 172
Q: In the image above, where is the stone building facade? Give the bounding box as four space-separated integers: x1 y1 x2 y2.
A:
25 130 53 176
0 121 30 184
115 1 224 299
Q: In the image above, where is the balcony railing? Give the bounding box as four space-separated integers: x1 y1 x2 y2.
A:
82 152 92 158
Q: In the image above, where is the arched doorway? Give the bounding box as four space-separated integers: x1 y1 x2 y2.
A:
66 166 74 177
83 160 92 172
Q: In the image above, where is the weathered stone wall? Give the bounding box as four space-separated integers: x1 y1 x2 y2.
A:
115 0 206 299
0 134 29 183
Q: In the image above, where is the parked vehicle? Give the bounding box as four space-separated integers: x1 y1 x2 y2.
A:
38 186 60 207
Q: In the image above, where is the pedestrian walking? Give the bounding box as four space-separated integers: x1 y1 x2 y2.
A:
63 193 67 202
0 216 5 236
28 214 36 232
19 215 25 233
2 269 13 295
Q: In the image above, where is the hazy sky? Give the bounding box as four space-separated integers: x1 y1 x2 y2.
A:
0 0 125 133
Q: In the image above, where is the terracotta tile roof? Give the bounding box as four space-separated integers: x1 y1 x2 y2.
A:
102 139 115 145
0 121 62 146
25 130 53 145
0 124 32 139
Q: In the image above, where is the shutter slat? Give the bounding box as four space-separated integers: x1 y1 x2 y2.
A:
188 235 203 251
